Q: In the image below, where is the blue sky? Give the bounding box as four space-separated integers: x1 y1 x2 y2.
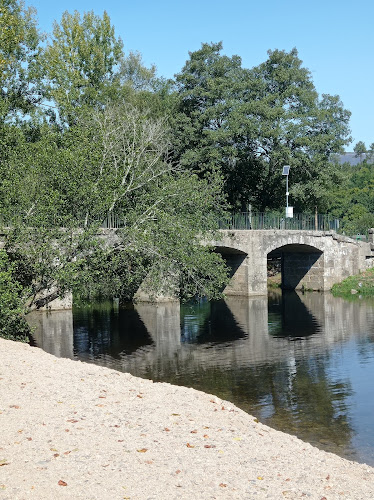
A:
30 0 373 151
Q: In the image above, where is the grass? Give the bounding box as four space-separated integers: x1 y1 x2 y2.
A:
268 273 282 289
331 267 374 298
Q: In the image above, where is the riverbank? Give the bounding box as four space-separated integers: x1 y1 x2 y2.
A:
331 267 374 298
1 339 374 499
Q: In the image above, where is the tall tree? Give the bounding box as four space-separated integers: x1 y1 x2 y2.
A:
4 103 228 306
41 10 124 124
173 45 351 212
173 42 244 177
353 140 367 159
0 0 44 226
0 0 42 119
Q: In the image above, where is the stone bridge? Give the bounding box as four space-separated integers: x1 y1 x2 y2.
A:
2 227 374 305
210 229 374 296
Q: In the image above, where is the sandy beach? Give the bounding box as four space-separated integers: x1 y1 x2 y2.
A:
0 338 373 499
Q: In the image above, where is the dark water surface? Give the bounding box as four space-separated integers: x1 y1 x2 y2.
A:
29 291 374 466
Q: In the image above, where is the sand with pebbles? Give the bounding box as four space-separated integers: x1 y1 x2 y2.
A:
0 338 373 499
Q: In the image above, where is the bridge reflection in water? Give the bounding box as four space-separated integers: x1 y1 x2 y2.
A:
29 292 374 466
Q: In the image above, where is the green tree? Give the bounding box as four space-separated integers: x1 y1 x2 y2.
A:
1 6 228 308
173 42 244 175
173 44 351 212
0 0 42 119
353 140 367 159
3 102 228 307
324 157 374 235
367 142 374 161
0 0 44 227
0 249 30 341
41 10 124 124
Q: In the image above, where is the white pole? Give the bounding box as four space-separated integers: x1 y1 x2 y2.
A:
286 174 289 209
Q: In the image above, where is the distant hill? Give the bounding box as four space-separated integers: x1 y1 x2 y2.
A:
336 152 368 166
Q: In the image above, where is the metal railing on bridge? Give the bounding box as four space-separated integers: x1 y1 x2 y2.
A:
4 211 364 238
219 212 340 232
101 212 125 229
101 211 341 232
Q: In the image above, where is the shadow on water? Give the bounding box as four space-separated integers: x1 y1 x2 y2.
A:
268 290 321 338
73 302 154 359
180 299 246 344
28 290 374 466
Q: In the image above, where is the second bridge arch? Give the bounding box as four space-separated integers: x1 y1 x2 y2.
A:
268 243 324 291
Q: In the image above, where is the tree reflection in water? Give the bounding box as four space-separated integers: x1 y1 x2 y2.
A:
29 290 374 465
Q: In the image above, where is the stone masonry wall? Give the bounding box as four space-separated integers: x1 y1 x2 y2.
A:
212 230 373 296
282 252 324 290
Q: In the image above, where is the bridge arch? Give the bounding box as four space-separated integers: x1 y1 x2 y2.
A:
208 229 371 297
267 243 324 291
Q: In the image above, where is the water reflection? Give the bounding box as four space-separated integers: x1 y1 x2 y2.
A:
268 291 321 338
29 291 374 465
73 302 154 359
28 310 74 358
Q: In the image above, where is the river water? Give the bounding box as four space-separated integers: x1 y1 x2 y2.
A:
29 290 374 466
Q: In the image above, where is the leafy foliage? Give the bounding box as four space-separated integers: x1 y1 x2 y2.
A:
353 140 367 159
40 10 124 124
172 44 351 211
0 249 30 341
0 0 42 119
326 158 374 235
2 102 229 306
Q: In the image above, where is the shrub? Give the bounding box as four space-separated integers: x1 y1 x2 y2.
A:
0 250 30 342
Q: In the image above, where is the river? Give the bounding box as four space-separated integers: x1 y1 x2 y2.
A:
28 290 374 466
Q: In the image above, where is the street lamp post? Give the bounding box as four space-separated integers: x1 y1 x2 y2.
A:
282 165 293 218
